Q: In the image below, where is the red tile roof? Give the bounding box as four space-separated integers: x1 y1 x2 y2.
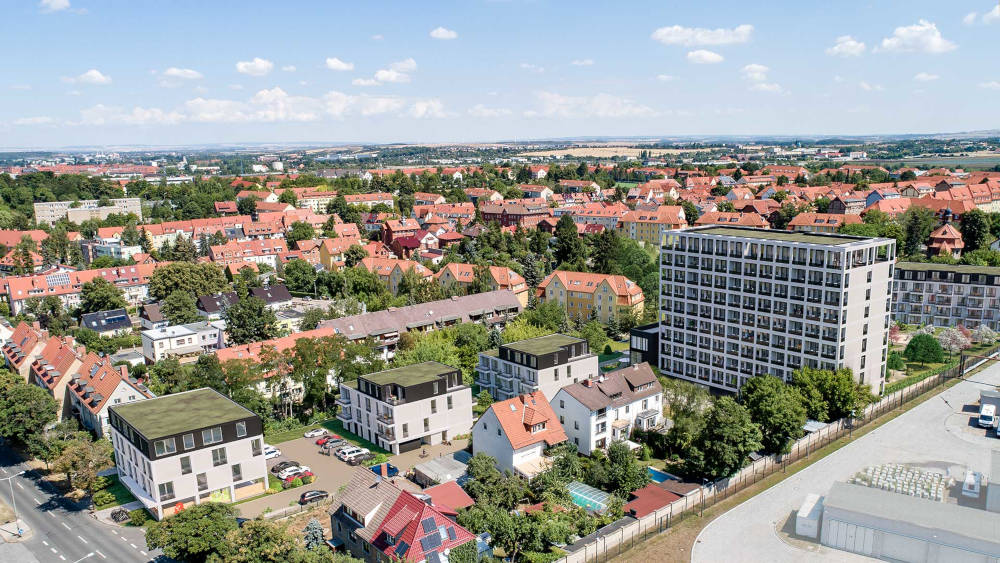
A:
624 484 681 518
371 490 476 562
488 391 567 450
423 481 474 512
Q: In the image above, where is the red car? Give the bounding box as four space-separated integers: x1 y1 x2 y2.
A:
283 470 314 483
315 434 342 446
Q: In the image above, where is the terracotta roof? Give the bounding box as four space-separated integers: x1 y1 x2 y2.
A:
624 484 681 518
787 213 863 228
423 480 474 512
695 212 769 228
537 270 643 299
67 352 153 414
370 489 476 562
434 263 525 289
620 206 685 226
488 391 567 450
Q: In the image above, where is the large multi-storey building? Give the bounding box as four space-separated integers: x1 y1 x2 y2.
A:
475 334 598 402
892 262 1000 331
536 270 645 324
33 198 142 226
337 362 472 454
660 226 895 393
108 388 267 520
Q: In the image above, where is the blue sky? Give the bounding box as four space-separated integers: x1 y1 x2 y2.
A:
4 0 1000 148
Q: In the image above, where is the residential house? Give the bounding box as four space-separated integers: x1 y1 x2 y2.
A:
536 270 645 324
472 391 567 477
463 188 503 205
892 262 1000 331
139 304 168 330
0 248 45 274
359 257 433 295
828 195 867 215
628 323 659 367
249 285 292 310
559 179 599 193
618 206 686 246
475 333 598 402
478 200 552 228
926 224 964 258
343 192 394 209
2 322 48 380
196 292 240 320
28 335 83 418
80 308 132 337
141 322 223 364
413 192 446 206
2 263 161 316
788 213 862 234
319 237 358 271
434 263 528 306
383 218 420 245
209 239 288 270
67 353 154 437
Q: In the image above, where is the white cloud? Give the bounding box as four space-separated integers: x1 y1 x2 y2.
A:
859 81 884 91
14 116 55 125
963 12 978 26
357 96 405 116
833 75 845 83
651 24 752 46
163 67 202 80
876 20 956 54
10 84 31 91
282 65 296 72
429 27 457 40
76 104 184 126
980 81 1000 90
750 83 783 93
532 91 658 118
390 58 417 72
409 99 448 118
352 78 379 87
571 59 594 66
355 58 418 85
468 104 512 117
235 57 274 76
656 74 676 82
985 6 1000 24
686 50 723 64
913 72 939 81
740 63 769 82
825 35 866 57
374 69 410 83
39 0 70 13
325 57 354 71
371 34 384 40
519 63 545 73
65 69 111 85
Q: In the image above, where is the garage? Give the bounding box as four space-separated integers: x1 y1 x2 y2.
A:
398 437 422 453
821 482 1000 563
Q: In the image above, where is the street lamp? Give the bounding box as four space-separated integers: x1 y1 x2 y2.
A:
0 470 27 537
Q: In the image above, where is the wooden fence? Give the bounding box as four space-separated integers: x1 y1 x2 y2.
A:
557 345 1000 563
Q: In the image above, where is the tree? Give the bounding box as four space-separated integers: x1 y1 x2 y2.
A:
344 244 368 268
887 351 906 371
476 390 494 411
171 234 198 262
553 214 585 268
739 375 806 455
960 209 992 253
217 518 319 563
278 189 298 206
145 502 239 563
149 262 228 301
937 326 971 356
40 228 70 264
223 296 280 345
237 195 258 216
900 206 936 256
772 190 788 203
973 324 998 345
303 518 325 551
53 437 113 491
79 277 128 315
283 259 317 294
792 367 872 422
904 333 944 365
161 290 200 325
589 229 622 275
578 320 609 353
684 397 762 480
680 200 699 225
286 221 316 246
604 441 651 496
0 372 58 444
501 317 554 343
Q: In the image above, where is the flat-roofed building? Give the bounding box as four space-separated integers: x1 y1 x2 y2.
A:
34 198 142 226
475 333 598 402
892 262 1000 330
661 226 895 393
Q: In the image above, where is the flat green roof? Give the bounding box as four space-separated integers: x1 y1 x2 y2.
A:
502 333 584 356
111 388 254 440
895 261 1000 275
481 349 499 357
688 226 865 246
362 361 456 387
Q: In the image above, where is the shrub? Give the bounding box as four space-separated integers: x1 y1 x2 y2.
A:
291 477 303 488
302 475 315 485
128 508 150 527
91 476 112 492
92 490 115 507
639 445 652 461
887 351 905 371
603 344 613 355
366 453 389 467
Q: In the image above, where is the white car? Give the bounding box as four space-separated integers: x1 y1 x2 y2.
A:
263 445 281 459
337 447 370 462
303 428 329 439
277 465 311 480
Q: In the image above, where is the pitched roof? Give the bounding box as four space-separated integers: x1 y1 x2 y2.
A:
67 352 153 414
537 270 643 299
695 212 769 228
787 213 863 228
559 362 662 411
422 481 474 512
196 291 240 314
488 391 567 450
370 489 476 562
249 284 292 305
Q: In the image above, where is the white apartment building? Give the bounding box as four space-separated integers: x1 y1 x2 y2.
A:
892 262 1000 331
34 198 142 226
660 226 895 393
108 388 267 520
475 334 599 402
140 321 223 363
337 362 472 454
552 362 663 454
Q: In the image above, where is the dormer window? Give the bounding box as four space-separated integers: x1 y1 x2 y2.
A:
385 532 395 546
531 422 546 433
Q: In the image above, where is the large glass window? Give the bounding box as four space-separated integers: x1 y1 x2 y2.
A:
153 438 176 456
157 481 174 501
212 447 227 466
202 427 223 445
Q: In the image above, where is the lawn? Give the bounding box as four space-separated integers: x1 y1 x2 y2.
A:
885 339 998 394
94 475 137 510
266 418 390 455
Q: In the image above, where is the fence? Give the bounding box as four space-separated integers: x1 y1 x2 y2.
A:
557 344 1000 563
254 497 335 521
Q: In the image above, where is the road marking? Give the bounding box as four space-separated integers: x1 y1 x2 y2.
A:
111 530 118 535
32 496 39 504
42 540 49 546
59 556 65 561
61 522 71 530
120 536 128 541
78 535 88 544
130 543 137 549
1 467 7 474
47 511 56 518
140 551 147 556
50 547 58 554
16 482 23 489
95 550 106 559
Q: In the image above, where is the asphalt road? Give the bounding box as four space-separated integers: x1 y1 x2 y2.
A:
0 445 162 563
692 359 1000 562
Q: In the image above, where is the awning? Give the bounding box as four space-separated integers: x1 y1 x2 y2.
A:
467 309 486 316
405 320 434 329
368 327 396 336
436 315 461 323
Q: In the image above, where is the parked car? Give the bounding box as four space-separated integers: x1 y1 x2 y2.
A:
337 447 370 462
270 461 300 474
319 440 348 453
283 470 314 484
316 435 342 446
263 445 281 459
347 452 376 466
277 465 311 480
304 428 329 438
370 463 399 478
299 490 330 505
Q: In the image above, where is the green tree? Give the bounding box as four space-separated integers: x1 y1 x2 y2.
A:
286 221 316 246
739 375 807 455
684 397 762 480
161 290 200 325
476 390 494 411
283 259 317 294
0 372 58 444
680 200 699 225
904 332 944 365
589 229 622 275
171 234 198 262
501 317 554 343
223 296 280 345
278 189 298 206
53 437 113 491
960 209 992 253
792 367 872 422
303 518 325 551
149 262 228 301
578 320 609 353
79 277 128 315
344 244 368 268
887 351 906 371
553 214 585 268
145 502 239 563
900 206 936 256
604 441 651 496
237 195 258 216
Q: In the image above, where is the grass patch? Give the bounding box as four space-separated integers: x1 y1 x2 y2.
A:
94 475 136 510
598 351 624 364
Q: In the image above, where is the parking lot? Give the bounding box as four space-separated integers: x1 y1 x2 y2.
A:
235 433 470 518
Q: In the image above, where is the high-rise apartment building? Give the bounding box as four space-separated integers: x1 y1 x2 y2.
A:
892 262 1000 330
660 226 895 393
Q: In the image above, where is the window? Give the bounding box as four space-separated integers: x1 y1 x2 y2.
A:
202 427 223 445
232 464 242 482
236 421 247 438
423 418 430 432
180 456 191 475
197 473 207 491
402 423 409 438
560 400 565 409
431 400 437 414
158 481 175 501
182 434 195 450
251 438 262 456
447 396 453 410
574 421 579 430
212 447 227 467
153 438 176 456
554 368 559 381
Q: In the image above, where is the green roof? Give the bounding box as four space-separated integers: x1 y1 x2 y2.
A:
481 348 499 357
361 361 457 387
895 261 1000 276
688 226 868 246
110 388 254 440
502 333 585 356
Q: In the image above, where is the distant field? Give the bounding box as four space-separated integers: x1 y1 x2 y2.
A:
862 155 1000 168
517 147 715 158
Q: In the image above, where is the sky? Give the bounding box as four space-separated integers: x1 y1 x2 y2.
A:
4 0 1000 148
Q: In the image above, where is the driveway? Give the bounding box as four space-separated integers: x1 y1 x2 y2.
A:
236 436 470 518
692 361 1000 562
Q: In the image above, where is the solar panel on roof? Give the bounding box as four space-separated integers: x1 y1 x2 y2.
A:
420 533 442 552
394 541 409 558
45 273 71 287
421 517 436 533
426 551 441 563
447 527 456 541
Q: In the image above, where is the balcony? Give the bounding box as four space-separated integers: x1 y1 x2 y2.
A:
376 427 396 441
336 395 351 407
376 411 394 424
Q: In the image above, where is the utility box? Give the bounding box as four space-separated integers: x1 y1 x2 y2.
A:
796 493 823 539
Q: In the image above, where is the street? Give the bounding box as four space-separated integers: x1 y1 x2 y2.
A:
0 446 161 563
